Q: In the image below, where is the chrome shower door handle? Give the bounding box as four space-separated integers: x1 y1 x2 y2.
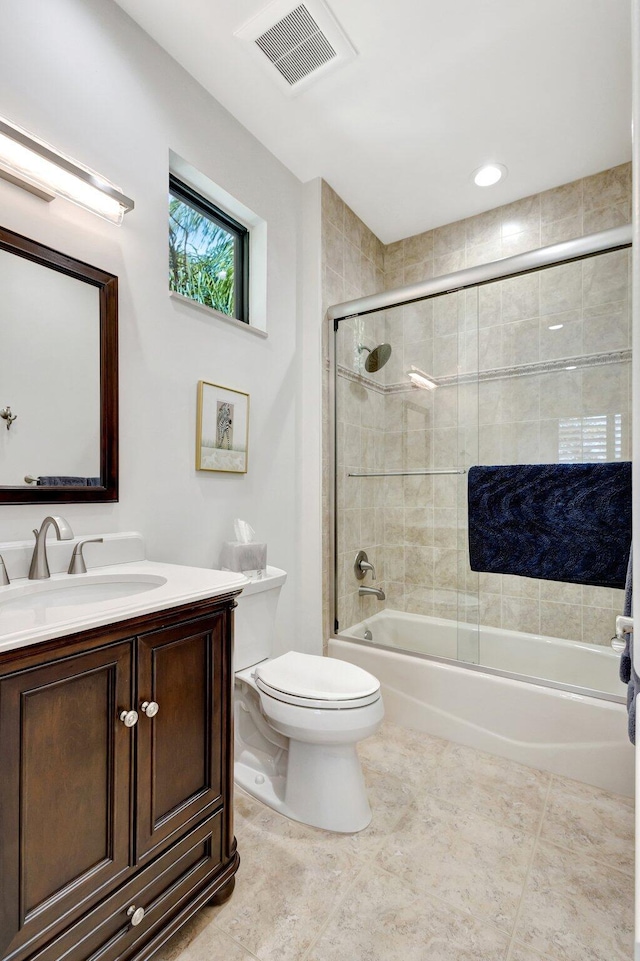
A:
612 615 634 653
616 615 634 639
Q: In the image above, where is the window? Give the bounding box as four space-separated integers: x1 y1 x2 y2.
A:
169 175 249 323
558 414 623 463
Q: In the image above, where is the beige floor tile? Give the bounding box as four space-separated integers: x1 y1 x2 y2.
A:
509 942 558 961
345 765 415 857
306 864 510 961
235 788 268 826
515 841 633 961
155 923 258 961
357 720 449 788
377 793 534 931
153 909 218 961
215 811 362 961
540 777 634 874
427 743 550 834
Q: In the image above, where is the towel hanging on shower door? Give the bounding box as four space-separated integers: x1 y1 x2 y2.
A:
467 462 632 589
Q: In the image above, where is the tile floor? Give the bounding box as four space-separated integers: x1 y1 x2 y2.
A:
155 723 634 961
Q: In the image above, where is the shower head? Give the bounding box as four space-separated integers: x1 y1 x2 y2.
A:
358 342 392 373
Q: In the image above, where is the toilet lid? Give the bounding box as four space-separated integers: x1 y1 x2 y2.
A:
254 651 380 701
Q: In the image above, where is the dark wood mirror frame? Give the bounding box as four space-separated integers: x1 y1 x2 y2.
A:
0 226 118 504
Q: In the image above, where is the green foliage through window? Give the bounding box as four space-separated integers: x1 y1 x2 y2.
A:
168 177 248 321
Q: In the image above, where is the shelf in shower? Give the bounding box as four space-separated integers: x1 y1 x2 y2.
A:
347 469 466 477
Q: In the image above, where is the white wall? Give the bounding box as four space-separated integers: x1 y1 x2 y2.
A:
0 0 324 652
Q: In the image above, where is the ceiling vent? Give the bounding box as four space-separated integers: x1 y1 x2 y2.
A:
235 0 356 94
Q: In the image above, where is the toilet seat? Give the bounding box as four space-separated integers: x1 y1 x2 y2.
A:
254 651 381 710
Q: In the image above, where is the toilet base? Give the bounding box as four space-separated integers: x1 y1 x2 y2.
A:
235 740 372 833
285 739 372 832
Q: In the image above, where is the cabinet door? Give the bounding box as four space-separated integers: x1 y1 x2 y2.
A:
0 642 133 960
136 612 227 862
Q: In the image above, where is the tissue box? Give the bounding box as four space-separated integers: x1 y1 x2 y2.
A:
219 541 267 573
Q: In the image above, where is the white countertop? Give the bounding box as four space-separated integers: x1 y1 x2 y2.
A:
0 560 248 655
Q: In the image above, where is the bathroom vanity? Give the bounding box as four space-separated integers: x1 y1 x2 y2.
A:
0 535 245 961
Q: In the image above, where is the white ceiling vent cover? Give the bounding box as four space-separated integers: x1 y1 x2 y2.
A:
235 0 356 94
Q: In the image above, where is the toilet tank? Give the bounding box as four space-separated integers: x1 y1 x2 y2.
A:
233 566 287 671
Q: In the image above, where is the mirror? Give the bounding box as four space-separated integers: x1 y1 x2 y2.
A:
0 226 118 503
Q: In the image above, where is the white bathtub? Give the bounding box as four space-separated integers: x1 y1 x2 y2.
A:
332 609 634 797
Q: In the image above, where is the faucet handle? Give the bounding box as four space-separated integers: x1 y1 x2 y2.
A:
68 538 104 575
354 550 376 581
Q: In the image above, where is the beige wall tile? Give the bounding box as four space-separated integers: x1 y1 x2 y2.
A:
540 261 582 315
540 178 583 223
583 301 630 353
503 318 540 366
384 239 404 272
540 601 581 642
404 546 435 587
433 219 466 256
501 226 542 257
541 213 584 246
321 181 345 231
501 273 540 322
500 194 541 235
583 248 630 307
584 201 631 233
466 239 502 267
434 249 466 276
582 605 616 646
404 230 434 266
466 207 502 247
404 260 433 284
502 596 540 634
539 310 583 361
582 162 632 211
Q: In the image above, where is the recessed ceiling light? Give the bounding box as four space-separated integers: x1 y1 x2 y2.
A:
472 163 508 187
548 324 564 330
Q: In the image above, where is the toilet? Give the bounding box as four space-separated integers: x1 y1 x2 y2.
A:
234 567 384 833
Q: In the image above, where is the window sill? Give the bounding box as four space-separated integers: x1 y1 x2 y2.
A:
169 290 268 339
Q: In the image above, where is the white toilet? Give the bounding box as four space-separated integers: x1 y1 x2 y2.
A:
234 566 384 832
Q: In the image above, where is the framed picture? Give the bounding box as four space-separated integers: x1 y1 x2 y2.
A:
196 380 249 473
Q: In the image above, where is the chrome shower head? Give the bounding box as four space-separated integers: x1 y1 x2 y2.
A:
358 342 392 373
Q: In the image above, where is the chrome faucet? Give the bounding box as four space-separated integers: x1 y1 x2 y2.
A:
28 516 74 580
359 586 386 600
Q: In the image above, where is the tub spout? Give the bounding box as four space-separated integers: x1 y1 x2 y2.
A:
359 586 385 600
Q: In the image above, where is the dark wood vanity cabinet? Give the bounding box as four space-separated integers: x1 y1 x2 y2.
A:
0 595 240 961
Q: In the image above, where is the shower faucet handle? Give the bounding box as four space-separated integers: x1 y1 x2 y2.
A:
354 550 376 580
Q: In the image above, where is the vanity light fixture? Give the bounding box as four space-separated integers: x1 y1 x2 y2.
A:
0 116 134 225
472 163 508 187
407 366 438 390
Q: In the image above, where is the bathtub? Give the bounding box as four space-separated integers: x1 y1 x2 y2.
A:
331 609 634 797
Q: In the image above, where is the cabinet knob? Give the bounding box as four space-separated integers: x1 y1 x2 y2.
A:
141 700 159 718
119 709 139 728
127 905 145 926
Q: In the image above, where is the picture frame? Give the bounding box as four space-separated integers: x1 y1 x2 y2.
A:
196 380 250 474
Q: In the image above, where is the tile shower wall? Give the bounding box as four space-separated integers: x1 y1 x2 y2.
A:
323 164 631 648
321 183 385 640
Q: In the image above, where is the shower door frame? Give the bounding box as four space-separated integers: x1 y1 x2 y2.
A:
328 223 632 703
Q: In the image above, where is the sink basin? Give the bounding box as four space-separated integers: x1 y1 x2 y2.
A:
0 548 247 655
0 572 167 617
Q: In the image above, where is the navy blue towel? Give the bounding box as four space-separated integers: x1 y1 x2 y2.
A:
467 463 632 589
38 476 101 486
